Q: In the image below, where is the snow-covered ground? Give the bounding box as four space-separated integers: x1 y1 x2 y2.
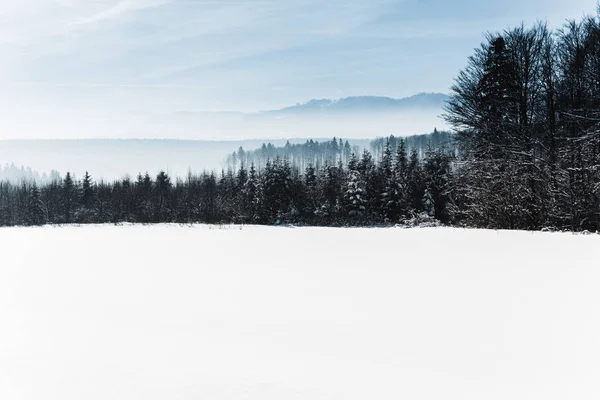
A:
1 225 599 400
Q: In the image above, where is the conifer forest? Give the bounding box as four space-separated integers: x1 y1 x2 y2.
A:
2 11 600 231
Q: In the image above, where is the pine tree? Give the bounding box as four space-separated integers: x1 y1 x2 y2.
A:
155 171 172 222
407 150 426 214
358 149 378 222
380 139 401 222
81 171 94 208
200 172 218 223
235 163 249 222
395 139 408 188
262 157 294 224
394 138 409 217
345 155 366 224
320 162 343 223
134 173 153 222
62 172 75 223
244 163 261 223
27 183 47 226
77 171 96 223
423 149 453 223
303 164 319 220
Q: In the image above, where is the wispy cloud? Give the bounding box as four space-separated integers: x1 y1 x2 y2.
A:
74 0 173 25
0 0 598 138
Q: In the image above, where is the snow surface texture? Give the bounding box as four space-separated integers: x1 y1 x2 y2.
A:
1 225 599 400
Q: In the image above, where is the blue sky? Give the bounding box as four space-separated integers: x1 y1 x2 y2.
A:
0 0 597 138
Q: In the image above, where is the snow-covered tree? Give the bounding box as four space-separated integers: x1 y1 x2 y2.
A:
27 183 47 226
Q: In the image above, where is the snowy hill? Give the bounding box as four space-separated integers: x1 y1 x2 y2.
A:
1 225 599 400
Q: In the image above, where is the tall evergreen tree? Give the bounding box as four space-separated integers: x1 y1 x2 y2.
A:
423 149 453 223
407 150 426 214
155 171 172 222
244 163 261 223
81 171 94 209
345 154 367 224
62 172 75 223
380 139 401 222
27 183 47 226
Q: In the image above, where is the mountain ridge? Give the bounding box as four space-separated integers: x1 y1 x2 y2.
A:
167 93 451 116
267 92 450 114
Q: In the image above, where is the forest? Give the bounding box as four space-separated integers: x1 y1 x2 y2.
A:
0 139 452 227
1 10 600 231
223 129 453 172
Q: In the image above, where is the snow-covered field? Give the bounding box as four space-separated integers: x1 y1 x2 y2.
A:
1 225 599 400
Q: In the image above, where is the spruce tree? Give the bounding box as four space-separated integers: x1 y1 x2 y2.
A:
380 139 401 222
395 139 408 188
407 150 426 214
345 155 366 224
27 183 47 226
62 172 75 223
81 171 94 209
155 171 172 222
244 163 261 223
423 149 452 223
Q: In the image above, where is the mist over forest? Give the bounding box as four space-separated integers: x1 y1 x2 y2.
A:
0 94 447 181
0 138 369 182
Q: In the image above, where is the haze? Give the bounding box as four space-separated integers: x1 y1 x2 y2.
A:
0 0 597 140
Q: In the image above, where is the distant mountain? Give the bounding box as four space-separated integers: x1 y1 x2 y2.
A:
139 92 450 141
0 93 452 179
268 93 450 115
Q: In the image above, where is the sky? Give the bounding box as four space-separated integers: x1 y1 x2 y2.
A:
0 0 598 139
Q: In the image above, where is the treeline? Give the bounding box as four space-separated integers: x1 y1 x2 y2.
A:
225 138 359 173
369 129 454 160
0 141 452 226
224 129 454 172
